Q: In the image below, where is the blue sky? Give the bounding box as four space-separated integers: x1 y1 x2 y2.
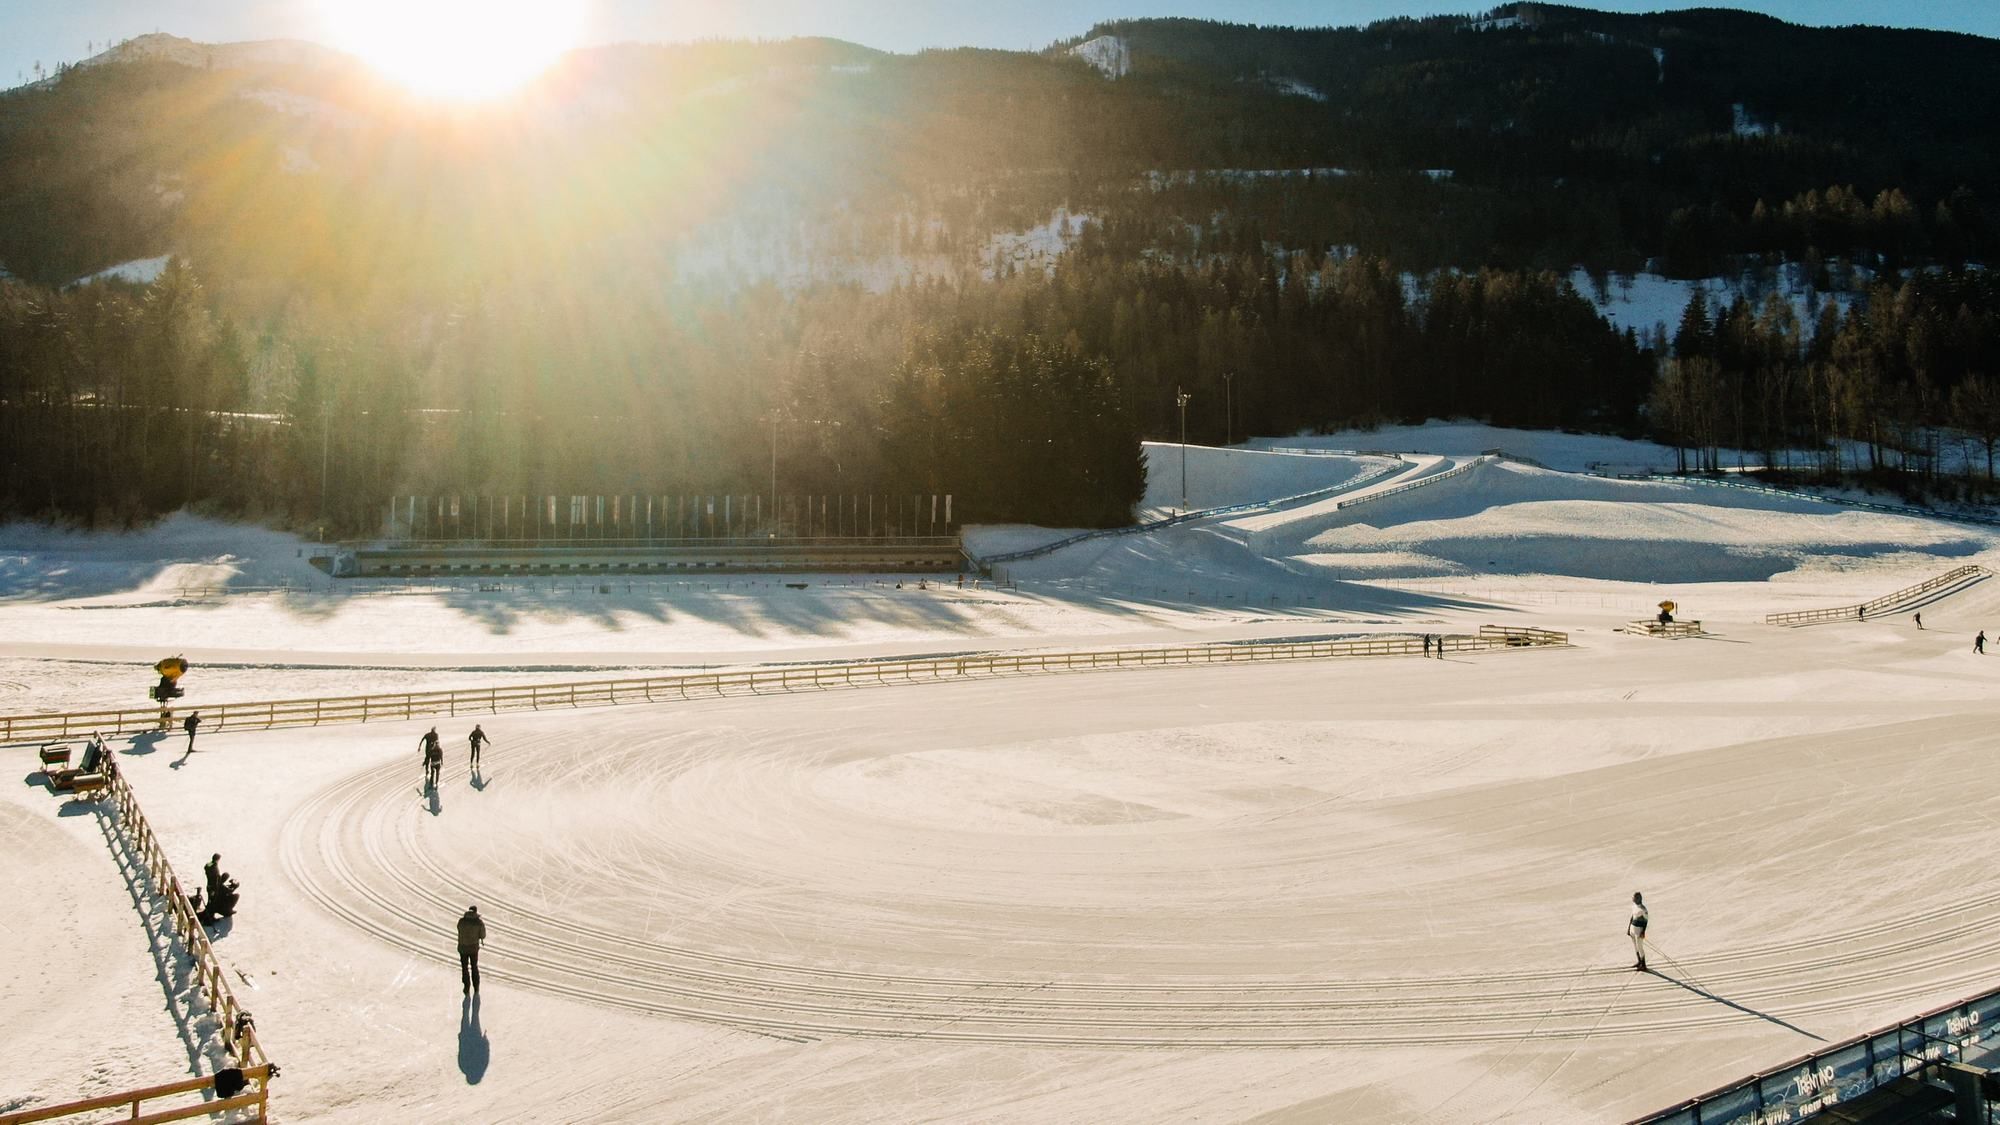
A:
3 1 1995 87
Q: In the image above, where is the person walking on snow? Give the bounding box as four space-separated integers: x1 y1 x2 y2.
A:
1976 631 1987 655
457 905 486 994
419 727 443 787
182 711 202 752
1627 892 1649 971
467 724 491 769
1915 612 1924 630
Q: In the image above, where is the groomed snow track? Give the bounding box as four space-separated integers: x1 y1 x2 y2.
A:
279 713 2000 1050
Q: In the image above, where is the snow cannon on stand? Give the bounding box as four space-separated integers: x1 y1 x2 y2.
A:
1656 601 1677 627
151 655 189 728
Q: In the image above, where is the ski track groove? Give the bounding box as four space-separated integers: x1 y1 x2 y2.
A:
277 736 2000 1048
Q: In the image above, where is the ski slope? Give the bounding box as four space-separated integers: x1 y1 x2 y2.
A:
7 426 2000 1122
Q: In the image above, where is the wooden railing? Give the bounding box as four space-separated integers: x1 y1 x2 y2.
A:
2 628 1568 746
1764 565 1990 626
0 769 273 1125
1625 620 1706 638
0 1068 272 1125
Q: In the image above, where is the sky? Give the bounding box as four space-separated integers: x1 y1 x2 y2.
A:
2 0 1996 88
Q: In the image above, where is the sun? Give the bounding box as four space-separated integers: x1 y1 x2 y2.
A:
318 0 587 100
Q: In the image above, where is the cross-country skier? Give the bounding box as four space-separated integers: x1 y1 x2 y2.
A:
467 724 491 768
457 905 486 994
1976 631 1986 655
419 727 443 787
1627 892 1649 971
1915 612 1924 630
182 711 202 752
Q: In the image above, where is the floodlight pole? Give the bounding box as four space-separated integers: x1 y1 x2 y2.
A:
769 413 778 537
1223 371 1233 446
1177 387 1192 515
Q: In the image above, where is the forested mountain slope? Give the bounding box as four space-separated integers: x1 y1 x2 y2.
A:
0 5 1994 530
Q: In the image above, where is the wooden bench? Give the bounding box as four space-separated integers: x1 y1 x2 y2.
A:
39 744 72 771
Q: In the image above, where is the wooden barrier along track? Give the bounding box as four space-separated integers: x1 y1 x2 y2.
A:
1764 565 1991 627
1 770 274 1125
2 627 1569 746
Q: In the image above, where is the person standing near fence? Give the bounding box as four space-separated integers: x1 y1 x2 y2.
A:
457 905 486 994
1627 892 1649 971
182 711 202 752
467 724 491 769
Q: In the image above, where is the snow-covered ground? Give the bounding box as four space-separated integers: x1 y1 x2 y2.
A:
1566 263 1863 339
9 425 2000 1122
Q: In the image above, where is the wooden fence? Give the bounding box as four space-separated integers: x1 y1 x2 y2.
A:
3 628 1568 746
1764 565 1990 626
0 769 273 1124
1625 620 1706 638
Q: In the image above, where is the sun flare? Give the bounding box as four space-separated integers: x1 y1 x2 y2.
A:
319 0 586 100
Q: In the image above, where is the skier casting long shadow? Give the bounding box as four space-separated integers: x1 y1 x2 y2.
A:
458 995 489 1084
1647 962 1824 1040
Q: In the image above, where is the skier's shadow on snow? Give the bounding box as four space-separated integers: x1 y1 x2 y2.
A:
1651 969 1824 1040
470 768 491 792
427 787 443 817
459 996 489 1084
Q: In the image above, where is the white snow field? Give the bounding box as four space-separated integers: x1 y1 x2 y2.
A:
8 426 2000 1123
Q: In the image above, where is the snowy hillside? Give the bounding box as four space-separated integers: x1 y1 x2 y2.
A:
1069 35 1131 79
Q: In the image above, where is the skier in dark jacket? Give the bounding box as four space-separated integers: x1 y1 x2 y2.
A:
420 728 443 787
1977 631 1987 655
457 906 486 994
467 724 491 768
183 711 202 752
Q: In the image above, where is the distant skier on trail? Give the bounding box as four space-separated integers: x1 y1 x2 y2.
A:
1627 891 1649 971
1915 612 1923 630
182 711 202 752
420 727 443 788
457 905 486 995
1976 631 1986 655
467 724 491 769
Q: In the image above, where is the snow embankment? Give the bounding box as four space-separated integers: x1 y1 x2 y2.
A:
1137 442 1375 520
1281 458 1997 584
1247 422 1709 474
0 514 326 603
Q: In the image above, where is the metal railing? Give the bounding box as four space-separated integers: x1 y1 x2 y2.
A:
1764 565 1990 626
1329 455 1483 512
1631 984 2000 1125
1 769 274 1125
2 628 1568 746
